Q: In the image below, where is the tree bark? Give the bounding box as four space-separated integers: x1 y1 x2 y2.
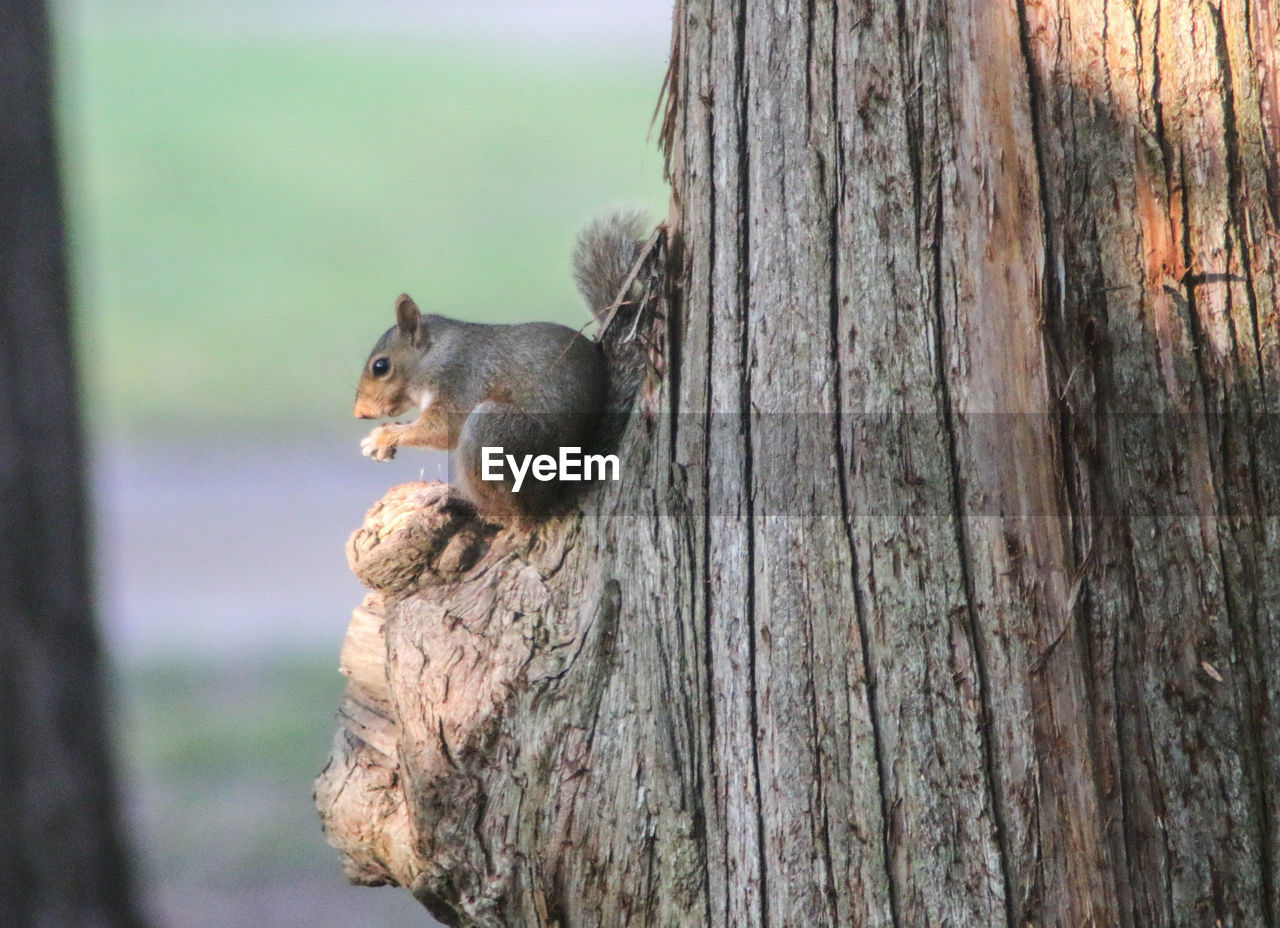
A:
317 0 1280 925
0 3 149 928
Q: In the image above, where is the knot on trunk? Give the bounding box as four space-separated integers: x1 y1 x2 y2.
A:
315 480 601 927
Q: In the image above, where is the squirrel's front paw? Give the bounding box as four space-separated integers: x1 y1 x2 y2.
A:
361 427 398 462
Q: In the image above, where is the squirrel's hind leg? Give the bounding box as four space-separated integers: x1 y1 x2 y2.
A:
455 400 563 524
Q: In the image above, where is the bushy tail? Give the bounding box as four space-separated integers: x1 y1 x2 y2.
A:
572 209 650 321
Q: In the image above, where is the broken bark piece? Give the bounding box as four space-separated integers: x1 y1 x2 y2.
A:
316 481 623 925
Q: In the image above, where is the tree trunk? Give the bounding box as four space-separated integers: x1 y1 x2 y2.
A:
316 0 1280 925
0 3 150 928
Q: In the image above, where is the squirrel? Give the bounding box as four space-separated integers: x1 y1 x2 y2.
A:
354 210 649 523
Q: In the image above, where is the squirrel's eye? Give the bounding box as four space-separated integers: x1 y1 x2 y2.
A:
371 357 390 377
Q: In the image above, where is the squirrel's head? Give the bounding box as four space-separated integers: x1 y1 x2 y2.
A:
354 293 431 419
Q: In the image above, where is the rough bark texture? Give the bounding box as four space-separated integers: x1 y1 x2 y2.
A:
0 3 149 927
317 0 1280 925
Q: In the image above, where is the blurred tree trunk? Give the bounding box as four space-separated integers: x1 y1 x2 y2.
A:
0 3 148 927
318 0 1280 925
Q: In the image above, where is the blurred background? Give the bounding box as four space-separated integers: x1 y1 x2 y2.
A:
49 0 670 924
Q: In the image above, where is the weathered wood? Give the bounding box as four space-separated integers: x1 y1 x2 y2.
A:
318 0 1280 925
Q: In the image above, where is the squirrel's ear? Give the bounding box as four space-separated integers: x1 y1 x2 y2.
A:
396 294 430 348
395 294 421 336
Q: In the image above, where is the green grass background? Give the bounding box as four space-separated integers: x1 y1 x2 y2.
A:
58 21 669 438
119 654 344 882
56 7 669 922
